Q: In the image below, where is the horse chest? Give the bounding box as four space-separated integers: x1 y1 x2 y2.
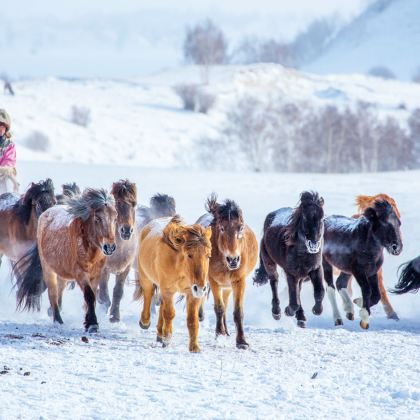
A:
282 249 320 278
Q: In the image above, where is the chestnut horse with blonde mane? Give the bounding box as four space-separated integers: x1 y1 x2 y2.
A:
135 215 212 352
339 194 401 320
14 188 117 332
196 194 258 349
0 179 55 268
97 180 137 322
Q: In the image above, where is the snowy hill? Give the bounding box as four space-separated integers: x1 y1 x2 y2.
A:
3 64 420 168
306 0 420 80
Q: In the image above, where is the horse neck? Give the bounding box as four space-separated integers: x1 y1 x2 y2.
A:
25 208 39 239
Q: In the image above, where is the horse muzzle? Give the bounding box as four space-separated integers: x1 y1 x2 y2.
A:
226 255 241 270
119 225 134 241
305 239 321 254
191 283 208 299
102 243 117 256
387 242 402 256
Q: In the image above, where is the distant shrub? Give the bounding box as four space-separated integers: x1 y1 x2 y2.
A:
174 84 216 114
24 131 51 152
368 66 396 80
71 105 91 127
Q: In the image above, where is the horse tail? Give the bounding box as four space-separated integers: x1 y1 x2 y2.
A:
253 241 270 286
13 245 46 311
391 256 420 294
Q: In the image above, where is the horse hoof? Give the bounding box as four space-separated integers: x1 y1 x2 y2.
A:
335 318 343 326
360 320 369 330
87 324 99 334
285 306 296 317
346 313 354 321
189 345 201 353
387 312 399 321
236 342 249 350
297 320 306 328
109 315 120 323
272 311 281 320
312 305 323 316
139 320 150 330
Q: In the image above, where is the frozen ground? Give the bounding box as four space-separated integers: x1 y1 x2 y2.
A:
0 162 419 419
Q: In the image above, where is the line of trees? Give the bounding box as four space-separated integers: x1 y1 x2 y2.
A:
198 97 419 173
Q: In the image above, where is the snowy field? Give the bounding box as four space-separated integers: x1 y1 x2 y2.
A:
0 161 419 419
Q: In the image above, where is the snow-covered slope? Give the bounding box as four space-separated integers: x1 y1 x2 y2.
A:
0 162 419 418
306 0 420 80
3 64 420 168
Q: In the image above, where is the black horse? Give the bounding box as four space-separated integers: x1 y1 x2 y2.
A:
323 199 403 329
253 191 325 328
55 182 81 205
391 255 420 294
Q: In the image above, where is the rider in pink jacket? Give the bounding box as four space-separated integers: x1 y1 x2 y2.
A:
0 109 18 191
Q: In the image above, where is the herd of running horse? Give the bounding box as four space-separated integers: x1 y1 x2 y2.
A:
0 179 418 352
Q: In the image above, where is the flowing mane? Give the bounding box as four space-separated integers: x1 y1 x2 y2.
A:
206 193 243 223
67 188 115 221
111 179 137 204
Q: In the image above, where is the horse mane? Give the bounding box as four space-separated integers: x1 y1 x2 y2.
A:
13 178 54 225
284 191 323 246
150 193 176 216
205 193 243 223
111 179 137 204
163 215 211 251
355 194 401 219
62 182 81 199
67 188 115 221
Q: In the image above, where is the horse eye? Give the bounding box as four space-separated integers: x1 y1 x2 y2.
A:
188 254 193 259
220 227 224 233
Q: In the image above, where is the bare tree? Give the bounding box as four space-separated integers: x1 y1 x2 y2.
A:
183 19 228 84
408 108 420 167
1 73 14 96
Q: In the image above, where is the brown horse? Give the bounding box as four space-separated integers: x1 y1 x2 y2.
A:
196 194 258 349
97 180 137 322
0 179 55 267
342 194 401 320
135 215 212 352
14 188 117 332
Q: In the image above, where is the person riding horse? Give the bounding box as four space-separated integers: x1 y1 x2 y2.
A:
0 109 18 193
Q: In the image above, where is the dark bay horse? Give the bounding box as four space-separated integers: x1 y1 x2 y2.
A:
0 179 55 267
254 191 325 328
56 182 81 205
196 194 258 349
391 255 420 294
97 180 137 322
14 188 117 332
323 199 403 329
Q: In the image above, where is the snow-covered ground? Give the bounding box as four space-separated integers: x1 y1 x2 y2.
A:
3 65 420 168
0 162 419 418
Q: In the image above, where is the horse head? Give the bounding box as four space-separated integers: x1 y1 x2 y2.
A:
68 188 117 256
163 215 212 298
22 178 56 222
111 179 137 240
363 199 402 256
206 193 245 270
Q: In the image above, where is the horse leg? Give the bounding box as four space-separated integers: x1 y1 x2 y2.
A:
295 278 306 328
377 268 399 320
309 267 325 316
285 273 300 317
82 281 99 333
156 303 164 343
45 269 64 324
186 293 201 353
336 272 354 320
198 297 205 322
161 293 175 346
260 243 281 320
231 279 248 349
211 279 227 336
97 267 111 311
139 280 154 330
222 288 231 336
353 270 372 330
57 276 66 311
109 266 130 323
323 260 343 326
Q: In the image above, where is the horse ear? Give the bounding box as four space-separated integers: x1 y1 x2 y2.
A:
363 207 378 223
206 193 219 216
318 196 324 207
